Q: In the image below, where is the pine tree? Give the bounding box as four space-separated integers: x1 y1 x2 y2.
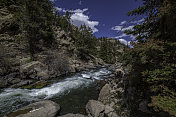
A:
125 0 176 42
121 0 176 115
22 0 55 56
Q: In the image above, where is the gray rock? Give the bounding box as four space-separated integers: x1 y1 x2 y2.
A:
4 100 60 117
104 105 119 117
8 78 21 85
59 113 86 117
11 80 34 88
86 100 105 117
98 84 111 102
20 61 49 80
5 72 19 79
86 100 119 117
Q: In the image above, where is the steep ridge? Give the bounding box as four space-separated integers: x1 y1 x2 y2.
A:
0 7 108 89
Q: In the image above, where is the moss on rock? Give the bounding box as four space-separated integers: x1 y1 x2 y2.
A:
6 108 32 117
22 80 48 89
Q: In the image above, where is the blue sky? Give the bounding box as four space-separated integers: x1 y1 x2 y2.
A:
52 0 144 45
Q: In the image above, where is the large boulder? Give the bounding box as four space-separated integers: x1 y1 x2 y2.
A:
4 100 60 117
20 61 49 80
59 113 86 117
104 105 119 117
98 84 111 103
86 100 105 117
86 100 119 117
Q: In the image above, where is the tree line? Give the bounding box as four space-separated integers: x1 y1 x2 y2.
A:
120 0 176 116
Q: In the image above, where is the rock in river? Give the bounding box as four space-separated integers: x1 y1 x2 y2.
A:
4 100 60 117
58 113 87 117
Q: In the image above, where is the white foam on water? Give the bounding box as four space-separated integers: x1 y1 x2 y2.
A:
29 76 91 98
82 74 91 79
0 67 111 116
0 68 111 100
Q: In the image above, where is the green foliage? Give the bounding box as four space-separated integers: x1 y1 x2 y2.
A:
125 0 176 42
121 40 176 116
55 11 73 33
20 0 55 54
0 0 15 7
151 95 176 115
73 24 98 61
99 37 116 64
1 0 56 55
121 0 176 115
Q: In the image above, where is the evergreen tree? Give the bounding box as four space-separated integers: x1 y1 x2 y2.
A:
22 0 55 56
125 0 176 42
120 0 176 115
73 24 98 60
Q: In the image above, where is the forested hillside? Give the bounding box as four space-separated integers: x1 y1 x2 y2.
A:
1 0 175 117
120 0 176 116
0 0 125 88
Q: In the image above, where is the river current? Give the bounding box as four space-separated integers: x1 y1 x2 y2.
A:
0 67 111 116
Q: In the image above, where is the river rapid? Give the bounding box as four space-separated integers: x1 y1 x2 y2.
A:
0 67 112 116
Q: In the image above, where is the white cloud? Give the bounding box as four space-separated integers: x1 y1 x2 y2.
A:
121 25 134 31
114 33 128 39
56 7 62 12
111 26 123 31
71 11 99 33
71 9 99 33
112 18 144 46
118 39 132 47
131 18 145 24
55 8 99 33
72 8 88 13
55 7 88 13
128 41 131 45
111 25 134 32
120 21 127 25
118 39 128 45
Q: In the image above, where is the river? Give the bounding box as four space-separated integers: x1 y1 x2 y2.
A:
0 67 111 116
